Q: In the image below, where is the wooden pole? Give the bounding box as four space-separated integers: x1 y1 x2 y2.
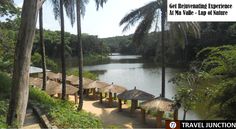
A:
131 100 137 113
118 99 122 112
114 93 117 100
156 111 164 128
74 93 78 104
141 108 146 124
99 92 103 103
92 88 96 98
104 92 107 97
109 92 112 107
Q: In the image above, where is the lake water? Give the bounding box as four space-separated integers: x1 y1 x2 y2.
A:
83 53 200 120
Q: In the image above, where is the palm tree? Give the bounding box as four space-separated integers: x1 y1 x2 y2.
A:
76 0 107 111
7 0 44 127
120 0 200 98
76 0 83 110
39 5 47 91
51 0 107 109
50 0 77 100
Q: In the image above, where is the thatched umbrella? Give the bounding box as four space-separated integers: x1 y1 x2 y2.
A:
99 83 127 106
85 81 110 99
62 84 79 95
44 80 78 95
140 97 176 127
46 80 79 103
45 80 61 95
47 72 61 82
86 81 110 89
69 77 94 88
29 77 43 88
66 75 78 84
59 83 79 103
140 97 174 112
117 87 154 113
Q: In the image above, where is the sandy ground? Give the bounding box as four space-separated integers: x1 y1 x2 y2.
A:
69 95 157 128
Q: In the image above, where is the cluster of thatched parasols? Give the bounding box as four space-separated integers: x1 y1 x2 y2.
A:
30 71 178 128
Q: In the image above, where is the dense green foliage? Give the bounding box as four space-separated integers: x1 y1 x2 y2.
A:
29 88 103 128
0 72 11 128
33 30 110 58
173 45 236 120
31 52 59 71
103 23 236 67
0 100 8 128
196 45 236 119
196 45 236 76
0 72 11 98
67 68 98 80
102 32 186 65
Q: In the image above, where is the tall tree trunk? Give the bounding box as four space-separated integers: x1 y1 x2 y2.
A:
76 0 83 111
39 6 47 91
60 0 66 100
161 7 166 98
7 0 40 127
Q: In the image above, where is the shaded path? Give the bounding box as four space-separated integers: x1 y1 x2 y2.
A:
23 108 42 129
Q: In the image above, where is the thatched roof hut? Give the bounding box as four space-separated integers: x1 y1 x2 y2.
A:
69 77 94 88
100 83 127 94
29 77 43 88
85 81 110 89
140 97 174 112
62 84 79 95
140 97 176 128
45 80 61 95
66 75 78 83
117 87 155 113
117 87 154 100
98 83 127 107
45 80 79 95
47 72 61 81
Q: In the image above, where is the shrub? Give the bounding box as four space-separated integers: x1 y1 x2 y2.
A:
67 68 98 80
0 72 12 98
29 88 103 128
0 100 8 128
196 45 236 76
31 53 58 71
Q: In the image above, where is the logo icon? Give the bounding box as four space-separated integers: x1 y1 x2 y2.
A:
169 121 177 129
166 120 180 129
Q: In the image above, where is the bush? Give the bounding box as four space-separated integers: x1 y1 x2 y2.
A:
67 68 98 80
0 72 12 99
0 101 8 128
31 53 58 71
84 54 110 65
213 78 236 119
196 45 236 76
29 88 103 128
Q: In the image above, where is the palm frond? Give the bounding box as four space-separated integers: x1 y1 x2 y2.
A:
94 0 107 10
133 7 157 45
80 0 89 17
64 0 76 26
169 22 200 48
119 1 160 32
50 0 60 21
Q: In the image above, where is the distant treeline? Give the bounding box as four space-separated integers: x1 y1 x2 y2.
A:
33 30 110 58
102 22 236 66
